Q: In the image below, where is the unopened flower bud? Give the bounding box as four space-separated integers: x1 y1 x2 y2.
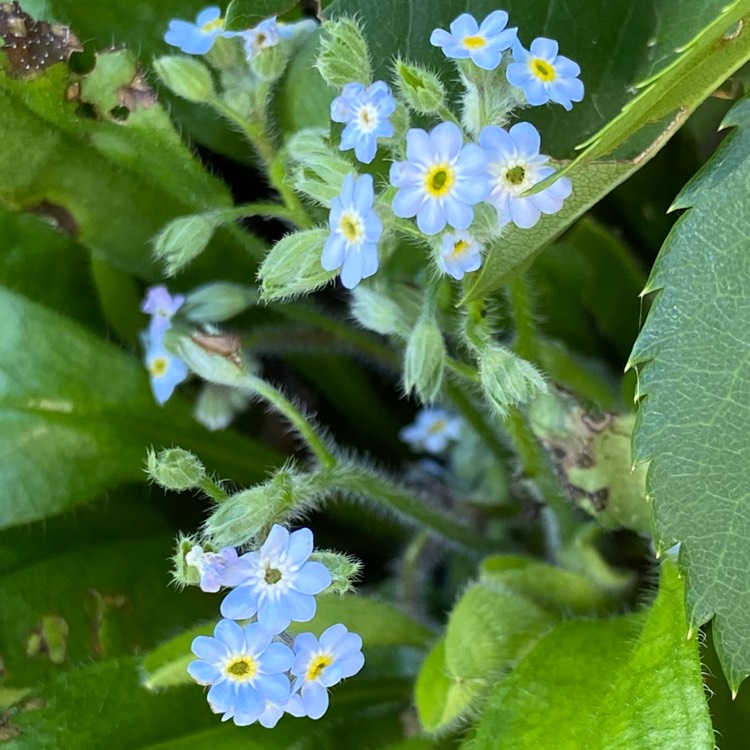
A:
350 284 411 338
193 383 251 432
479 345 546 418
315 17 371 88
310 551 362 595
182 282 258 323
147 447 206 491
404 312 446 403
154 55 215 102
394 58 446 115
286 129 353 206
153 214 221 276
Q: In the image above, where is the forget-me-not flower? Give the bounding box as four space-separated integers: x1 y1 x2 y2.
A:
331 81 396 164
437 230 482 280
186 545 240 593
291 624 365 720
390 122 490 236
256 694 306 728
141 285 185 337
242 16 281 60
164 6 230 55
506 38 584 111
142 330 189 405
430 11 517 70
220 525 332 633
188 619 294 726
480 122 572 230
399 408 463 454
322 173 382 290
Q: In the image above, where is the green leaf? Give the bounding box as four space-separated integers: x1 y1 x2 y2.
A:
225 0 299 31
142 595 432 689
629 94 750 691
0 288 280 528
0 47 261 282
470 561 713 749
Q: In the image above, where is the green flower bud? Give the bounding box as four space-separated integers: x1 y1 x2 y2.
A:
193 383 251 432
479 345 547 418
310 551 362 595
164 327 246 387
205 34 247 71
182 282 258 323
153 55 215 103
250 43 290 82
146 447 206 491
153 214 221 277
350 284 411 338
316 17 371 88
171 534 202 588
458 61 517 136
258 228 337 301
404 312 446 403
394 57 446 115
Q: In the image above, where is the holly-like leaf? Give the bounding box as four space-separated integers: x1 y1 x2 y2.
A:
470 561 713 749
629 95 750 691
0 287 280 529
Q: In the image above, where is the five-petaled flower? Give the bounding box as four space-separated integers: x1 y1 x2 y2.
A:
506 38 584 111
186 545 240 593
188 619 294 727
480 122 572 230
141 285 185 337
141 330 189 405
164 6 231 55
331 81 396 164
399 408 463 454
243 16 281 60
430 11 517 71
322 173 383 290
390 121 490 236
437 230 483 280
220 525 332 633
291 624 365 720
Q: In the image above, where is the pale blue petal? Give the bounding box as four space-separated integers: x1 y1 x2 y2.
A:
292 633 319 672
287 527 314 565
243 622 274 655
339 122 360 151
258 703 284 728
532 189 567 214
549 88 573 110
530 37 558 60
470 46 502 70
335 630 364 659
511 39 529 61
479 125 513 154
258 596 291 634
321 233 346 271
285 694 306 717
363 211 382 241
207 680 234 712
506 62 533 88
523 78 550 106
259 673 292 704
450 13 478 37
196 7 221 26
285 589 317 622
456 142 489 175
329 195 343 226
361 244 379 279
340 172 356 205
392 187 424 218
510 122 542 156
552 77 584 103
234 684 264 718
444 198 473 230
191 635 228 664
480 10 509 36
417 199 446 235
373 120 394 139
390 160 423 188
486 27 517 52
509 198 541 229
352 173 375 214
430 28 453 48
431 121 463 161
261 524 290 559
555 55 581 77
337 652 366 679
441 40 471 59
215 619 246 654
220 584 259 620
188 659 221 684
302 682 330 720
295 561 333 594
453 175 490 205
340 249 365 289
319 662 344 687
319 624 348 651
354 134 377 163
406 128 437 165
261 642 294 673
219 555 256 587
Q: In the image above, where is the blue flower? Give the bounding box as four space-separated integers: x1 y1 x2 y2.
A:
322 173 382 290
188 619 294 726
331 81 396 164
164 6 230 55
242 16 281 60
506 38 584 111
142 330 189 405
437 230 482 280
390 122 490 236
399 408 462 454
185 545 240 593
480 122 572 230
220 525 332 633
430 11 517 70
257 694 306 728
291 624 365 720
141 285 185 337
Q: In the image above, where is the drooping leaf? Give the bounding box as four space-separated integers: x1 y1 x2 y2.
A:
629 95 750 691
0 288 280 529
470 561 713 749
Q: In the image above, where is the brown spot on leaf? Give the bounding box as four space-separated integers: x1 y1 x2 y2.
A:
25 201 79 238
0 2 82 78
118 67 157 111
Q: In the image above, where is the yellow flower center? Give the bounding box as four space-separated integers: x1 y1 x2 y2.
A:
530 58 556 82
264 566 282 585
505 165 526 186
149 357 168 377
425 163 455 198
450 239 472 258
201 17 224 34
356 104 378 132
225 656 258 682
427 418 447 434
463 35 487 49
340 212 364 243
306 654 333 681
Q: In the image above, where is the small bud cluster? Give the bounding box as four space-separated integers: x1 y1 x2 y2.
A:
182 524 365 727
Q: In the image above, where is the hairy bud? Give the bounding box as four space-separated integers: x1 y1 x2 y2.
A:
316 17 371 88
154 55 215 102
479 345 546 418
394 57 446 115
147 447 206 491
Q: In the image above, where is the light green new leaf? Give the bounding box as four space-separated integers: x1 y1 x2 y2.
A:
629 95 750 691
0 288 280 528
470 561 713 749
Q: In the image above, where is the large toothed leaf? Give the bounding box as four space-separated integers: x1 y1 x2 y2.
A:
629 95 750 691
0 288 280 529
470 561 713 749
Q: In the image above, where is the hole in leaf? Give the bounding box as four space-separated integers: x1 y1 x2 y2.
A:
75 101 98 120
109 105 130 121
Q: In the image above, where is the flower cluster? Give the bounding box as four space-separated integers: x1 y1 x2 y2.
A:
400 408 463 454
318 9 583 290
186 525 365 727
140 286 189 405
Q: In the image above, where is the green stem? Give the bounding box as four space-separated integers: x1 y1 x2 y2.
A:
210 98 313 230
198 476 230 503
212 202 300 224
243 373 337 469
509 274 539 363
